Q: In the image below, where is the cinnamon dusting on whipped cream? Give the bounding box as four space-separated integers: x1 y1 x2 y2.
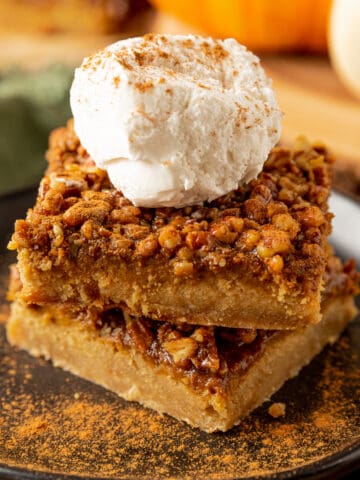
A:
70 34 282 208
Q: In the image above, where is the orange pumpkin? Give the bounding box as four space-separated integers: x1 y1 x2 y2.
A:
151 0 332 52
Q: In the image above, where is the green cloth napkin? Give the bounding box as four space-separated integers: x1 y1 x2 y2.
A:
0 65 73 196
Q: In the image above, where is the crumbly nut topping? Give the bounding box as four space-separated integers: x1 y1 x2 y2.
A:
10 120 334 292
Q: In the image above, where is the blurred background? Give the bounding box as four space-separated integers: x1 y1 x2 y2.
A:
0 0 359 200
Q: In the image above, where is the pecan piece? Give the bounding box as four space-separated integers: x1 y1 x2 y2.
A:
163 337 198 367
125 318 154 353
136 233 158 257
211 223 237 244
257 227 291 259
63 200 110 227
272 213 300 240
158 226 182 250
295 206 325 228
124 224 151 240
111 206 141 224
173 260 194 276
185 231 210 250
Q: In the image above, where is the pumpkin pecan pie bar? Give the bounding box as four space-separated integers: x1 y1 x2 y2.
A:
9 121 335 330
7 257 358 432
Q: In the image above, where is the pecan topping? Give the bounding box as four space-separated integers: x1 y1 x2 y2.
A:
63 200 110 227
163 337 198 367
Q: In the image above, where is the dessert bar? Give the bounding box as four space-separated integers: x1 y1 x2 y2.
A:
10 122 334 330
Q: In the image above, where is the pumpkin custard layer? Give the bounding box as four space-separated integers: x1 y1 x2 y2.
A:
10 121 335 329
7 256 358 432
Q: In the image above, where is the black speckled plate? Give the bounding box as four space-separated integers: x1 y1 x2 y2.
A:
0 189 359 480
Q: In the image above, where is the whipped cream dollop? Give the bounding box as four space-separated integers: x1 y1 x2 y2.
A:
70 34 282 207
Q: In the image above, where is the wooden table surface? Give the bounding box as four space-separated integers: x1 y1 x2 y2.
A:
263 56 360 176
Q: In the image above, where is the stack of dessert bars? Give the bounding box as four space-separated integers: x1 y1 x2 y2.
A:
7 121 358 432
